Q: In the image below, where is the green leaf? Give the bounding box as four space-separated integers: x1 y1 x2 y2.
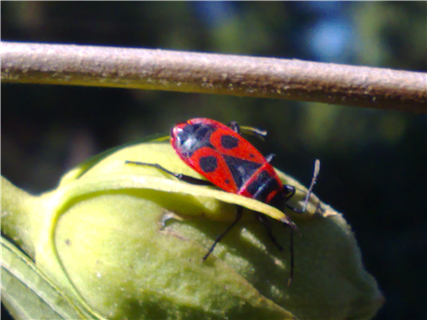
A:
1 141 384 320
1 236 103 320
59 134 169 185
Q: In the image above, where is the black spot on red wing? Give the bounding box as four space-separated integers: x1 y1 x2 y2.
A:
175 123 216 157
199 156 218 173
222 154 262 189
225 179 230 184
221 135 239 149
246 171 280 203
249 154 255 158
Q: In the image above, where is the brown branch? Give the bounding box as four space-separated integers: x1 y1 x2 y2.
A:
2 41 426 114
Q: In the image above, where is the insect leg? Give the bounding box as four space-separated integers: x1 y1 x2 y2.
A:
228 121 268 140
125 161 214 186
203 205 243 260
228 121 241 134
264 153 275 163
287 227 294 286
282 185 303 213
254 213 283 251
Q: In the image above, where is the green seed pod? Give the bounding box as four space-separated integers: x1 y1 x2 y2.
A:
1 140 384 320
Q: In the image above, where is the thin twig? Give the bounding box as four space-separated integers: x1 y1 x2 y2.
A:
2 41 426 113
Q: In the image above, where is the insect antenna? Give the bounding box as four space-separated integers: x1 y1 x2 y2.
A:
302 159 321 213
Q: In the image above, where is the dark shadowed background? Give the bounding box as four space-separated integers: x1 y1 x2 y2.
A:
2 2 426 320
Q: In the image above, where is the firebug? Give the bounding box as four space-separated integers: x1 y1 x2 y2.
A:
126 118 320 284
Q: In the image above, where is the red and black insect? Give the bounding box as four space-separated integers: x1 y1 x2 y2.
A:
126 118 319 284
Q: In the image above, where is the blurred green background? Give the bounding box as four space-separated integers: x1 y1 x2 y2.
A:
2 2 426 320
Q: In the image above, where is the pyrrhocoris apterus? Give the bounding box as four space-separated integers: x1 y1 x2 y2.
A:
126 118 320 284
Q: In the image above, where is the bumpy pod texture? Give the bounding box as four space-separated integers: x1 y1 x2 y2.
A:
1 141 384 320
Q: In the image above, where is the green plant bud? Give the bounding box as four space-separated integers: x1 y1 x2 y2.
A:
1 140 384 320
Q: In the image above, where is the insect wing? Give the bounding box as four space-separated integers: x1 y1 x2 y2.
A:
180 146 240 193
209 127 266 163
171 118 277 197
